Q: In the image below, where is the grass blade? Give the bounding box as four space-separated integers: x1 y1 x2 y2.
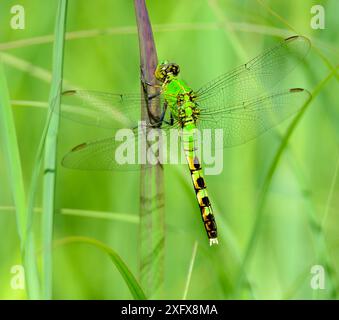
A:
41 0 68 300
0 62 41 299
55 236 147 300
61 208 139 224
0 63 26 241
235 65 339 296
182 241 198 300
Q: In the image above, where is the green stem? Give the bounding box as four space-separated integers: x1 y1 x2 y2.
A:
41 0 68 300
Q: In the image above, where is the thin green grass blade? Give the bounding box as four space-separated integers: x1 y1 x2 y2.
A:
0 62 41 299
11 100 48 109
22 234 41 299
61 208 139 224
22 24 70 302
207 0 247 60
182 241 198 300
56 236 147 300
0 63 26 241
41 0 68 300
22 81 57 300
235 65 339 296
322 152 339 229
23 95 58 299
284 147 337 298
0 206 139 224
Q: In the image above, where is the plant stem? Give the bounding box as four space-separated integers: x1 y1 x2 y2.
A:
41 0 68 300
134 0 165 297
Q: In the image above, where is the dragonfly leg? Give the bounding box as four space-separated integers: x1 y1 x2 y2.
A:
170 112 174 126
147 101 169 127
147 101 174 127
140 70 162 101
159 103 175 127
140 67 162 88
143 79 161 88
159 101 168 123
148 92 161 100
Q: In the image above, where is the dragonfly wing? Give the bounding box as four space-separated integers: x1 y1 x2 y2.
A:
62 126 176 171
197 88 311 147
196 36 311 106
60 90 166 129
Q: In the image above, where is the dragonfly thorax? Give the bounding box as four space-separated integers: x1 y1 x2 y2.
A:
177 100 200 127
155 61 180 83
177 92 193 106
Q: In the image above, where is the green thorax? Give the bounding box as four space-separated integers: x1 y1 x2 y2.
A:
162 76 199 127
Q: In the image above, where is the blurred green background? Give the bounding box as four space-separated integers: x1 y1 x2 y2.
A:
0 0 338 299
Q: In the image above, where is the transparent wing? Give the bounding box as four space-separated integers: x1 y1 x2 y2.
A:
60 90 166 129
63 133 140 171
60 92 180 171
62 126 180 171
196 36 311 107
197 88 311 147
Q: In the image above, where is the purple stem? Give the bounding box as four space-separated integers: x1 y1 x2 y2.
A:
134 0 164 296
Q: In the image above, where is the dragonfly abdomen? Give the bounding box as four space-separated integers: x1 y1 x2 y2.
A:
182 125 218 246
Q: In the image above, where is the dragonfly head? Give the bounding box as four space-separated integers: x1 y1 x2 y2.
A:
155 60 180 83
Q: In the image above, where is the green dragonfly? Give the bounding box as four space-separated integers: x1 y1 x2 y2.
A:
60 35 311 245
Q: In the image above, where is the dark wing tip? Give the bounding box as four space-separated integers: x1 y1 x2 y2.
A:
289 88 312 100
284 35 311 46
289 88 304 92
61 143 87 168
62 90 77 96
285 35 300 41
71 142 87 152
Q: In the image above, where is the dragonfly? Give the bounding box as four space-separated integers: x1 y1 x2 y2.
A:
60 35 311 246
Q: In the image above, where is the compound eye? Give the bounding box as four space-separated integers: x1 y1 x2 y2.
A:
171 65 179 76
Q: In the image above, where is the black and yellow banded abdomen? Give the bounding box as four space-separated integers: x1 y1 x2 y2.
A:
186 155 218 245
